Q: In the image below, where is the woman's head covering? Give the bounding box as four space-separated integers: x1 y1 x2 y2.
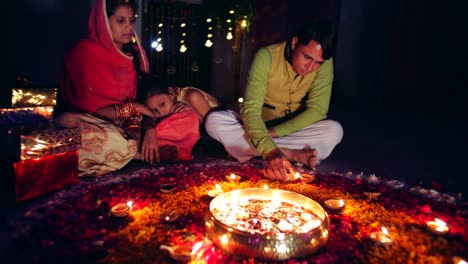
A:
87 0 149 71
58 0 149 114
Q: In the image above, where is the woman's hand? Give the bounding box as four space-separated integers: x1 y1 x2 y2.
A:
134 102 154 117
141 128 159 163
263 148 295 181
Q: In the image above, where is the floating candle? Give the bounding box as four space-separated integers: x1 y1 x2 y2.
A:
370 227 393 245
226 173 241 183
110 201 133 217
426 218 449 235
324 199 345 211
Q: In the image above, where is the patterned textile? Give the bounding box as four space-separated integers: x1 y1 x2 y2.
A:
78 114 137 177
59 111 200 176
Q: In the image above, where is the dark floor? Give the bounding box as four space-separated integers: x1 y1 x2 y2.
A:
324 106 467 197
198 105 468 198
1 105 467 262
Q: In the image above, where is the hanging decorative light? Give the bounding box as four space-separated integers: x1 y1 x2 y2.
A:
204 39 213 47
241 19 247 28
151 40 163 52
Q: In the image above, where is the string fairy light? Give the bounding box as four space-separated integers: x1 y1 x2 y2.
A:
205 16 213 48
147 1 254 79
180 21 187 53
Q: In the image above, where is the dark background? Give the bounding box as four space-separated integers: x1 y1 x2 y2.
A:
1 0 467 195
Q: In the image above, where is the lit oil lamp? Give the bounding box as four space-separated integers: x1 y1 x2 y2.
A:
426 218 449 235
324 199 345 211
207 184 224 197
160 210 182 224
160 241 204 262
290 172 315 183
370 227 393 245
453 256 467 264
110 201 133 217
225 173 241 183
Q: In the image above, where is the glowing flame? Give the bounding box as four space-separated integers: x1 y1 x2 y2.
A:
381 227 389 235
191 241 203 255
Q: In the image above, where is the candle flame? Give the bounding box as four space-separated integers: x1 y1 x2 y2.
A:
220 234 229 245
381 227 388 234
127 201 133 208
457 260 467 264
263 184 269 189
338 200 345 207
215 184 222 191
191 241 203 255
434 218 446 226
241 19 248 28
230 174 236 179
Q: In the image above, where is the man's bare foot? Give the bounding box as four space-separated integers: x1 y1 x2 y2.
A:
280 148 318 170
159 145 179 161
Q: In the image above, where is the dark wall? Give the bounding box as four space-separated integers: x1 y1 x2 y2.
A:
2 0 465 118
336 0 466 119
1 0 91 107
382 0 467 118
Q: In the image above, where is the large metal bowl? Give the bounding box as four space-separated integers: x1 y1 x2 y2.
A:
204 188 330 261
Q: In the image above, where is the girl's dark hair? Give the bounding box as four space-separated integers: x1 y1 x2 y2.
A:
106 0 142 78
296 18 337 60
137 74 170 102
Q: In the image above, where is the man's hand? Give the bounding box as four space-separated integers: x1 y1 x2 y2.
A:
141 128 159 163
268 128 278 138
263 148 295 181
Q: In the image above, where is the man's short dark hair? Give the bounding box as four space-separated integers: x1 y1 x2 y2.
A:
296 18 337 60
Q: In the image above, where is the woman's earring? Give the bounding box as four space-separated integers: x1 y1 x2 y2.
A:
131 36 136 44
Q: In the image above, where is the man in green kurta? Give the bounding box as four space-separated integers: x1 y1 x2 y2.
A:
205 18 343 181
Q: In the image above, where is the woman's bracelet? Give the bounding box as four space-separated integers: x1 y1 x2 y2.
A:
115 100 138 123
125 114 143 130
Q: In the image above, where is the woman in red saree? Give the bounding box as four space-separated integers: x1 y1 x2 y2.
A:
55 0 200 176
